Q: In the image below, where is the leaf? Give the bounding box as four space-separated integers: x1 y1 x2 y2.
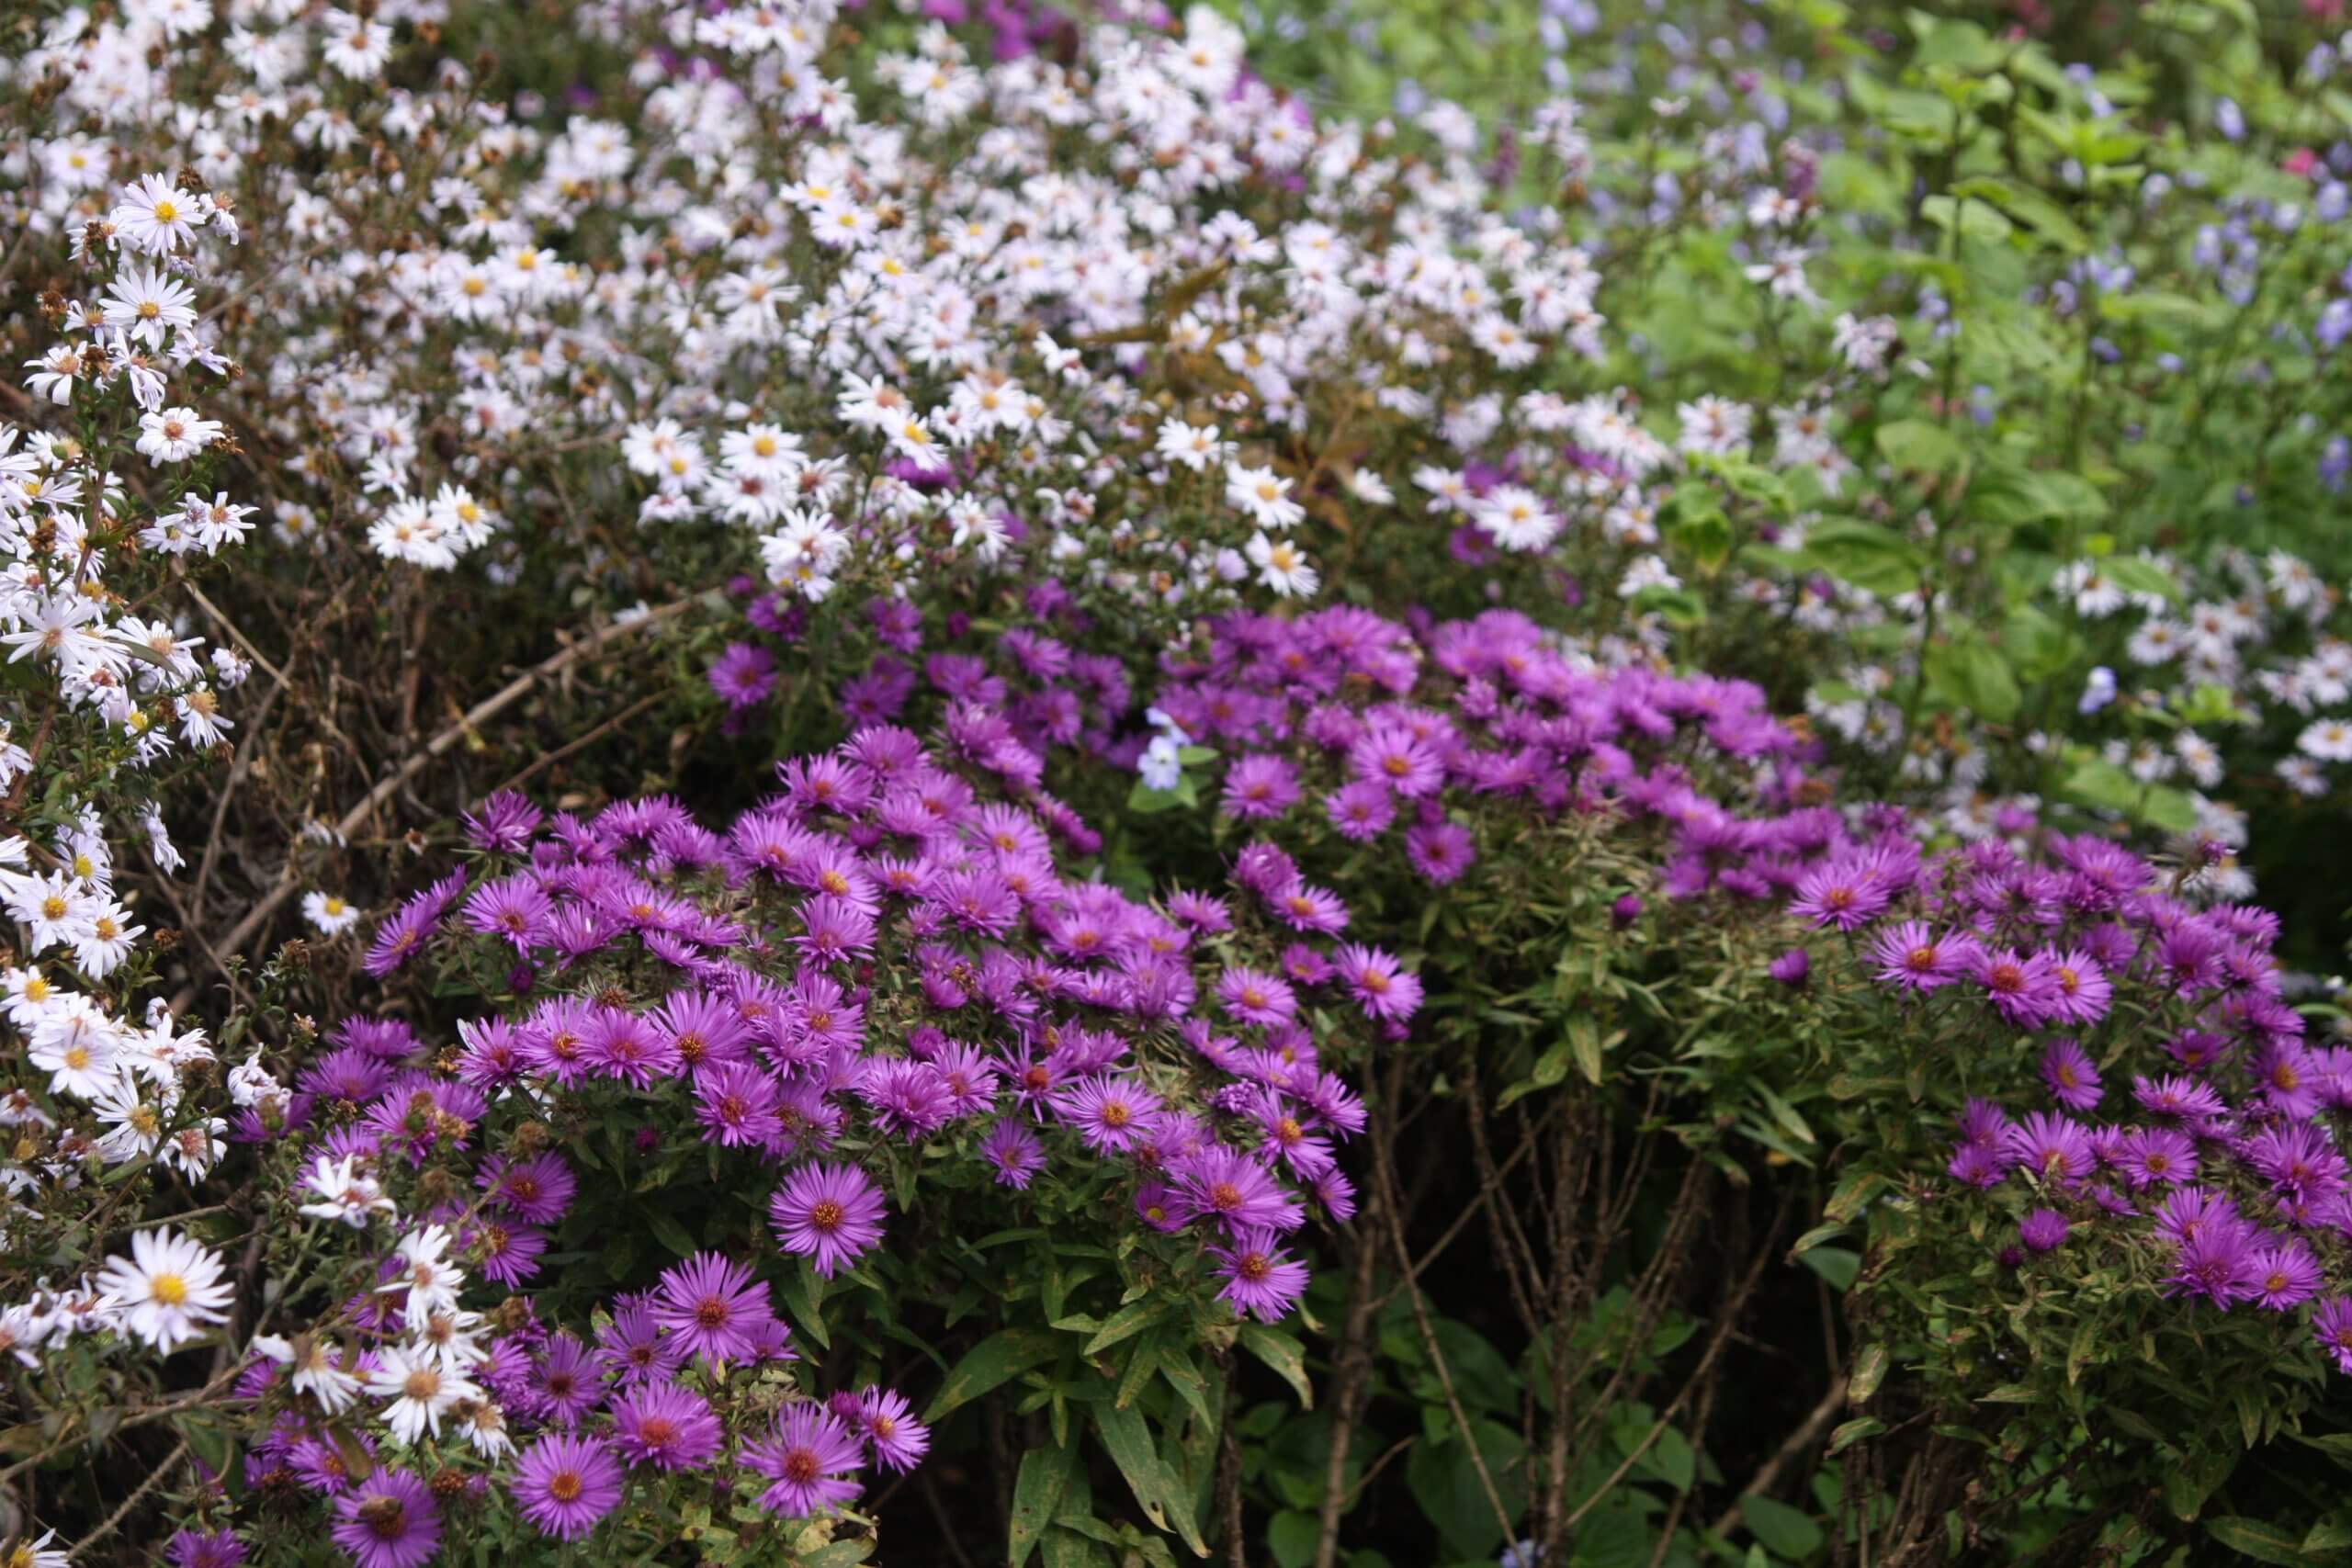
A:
1802 519 1927 597
926 1328 1062 1421
639 1205 698 1258
1797 1247 1860 1291
779 1262 830 1351
1753 1083 1815 1145
1849 1343 1890 1404
1238 1323 1314 1410
1083 1299 1166 1358
1742 1495 1825 1558
1827 1417 1885 1456
1872 418 1965 476
1011 1441 1078 1568
2164 1450 2237 1523
1268 1511 1319 1568
2206 1517 2335 1565
1644 1426 1696 1492
1922 638 2020 723
1093 1403 1171 1531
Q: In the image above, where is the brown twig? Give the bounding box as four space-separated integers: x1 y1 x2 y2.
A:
166 597 703 1011
65 1438 188 1562
1709 1376 1850 1540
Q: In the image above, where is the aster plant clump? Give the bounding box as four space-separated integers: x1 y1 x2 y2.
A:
1764 818 2352 1561
4 719 1420 1565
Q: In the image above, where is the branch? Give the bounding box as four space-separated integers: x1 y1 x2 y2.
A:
1708 1375 1849 1540
167 596 703 1011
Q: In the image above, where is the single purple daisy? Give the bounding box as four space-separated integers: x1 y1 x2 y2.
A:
611 1382 723 1472
513 1433 625 1541
746 1404 865 1517
331 1469 440 1568
2040 1039 2102 1113
980 1119 1046 1189
652 1253 774 1366
1206 1226 1311 1321
853 1387 932 1472
770 1163 887 1279
1174 1145 1305 1235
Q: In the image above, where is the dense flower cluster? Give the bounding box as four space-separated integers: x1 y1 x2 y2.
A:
1774 819 2352 1371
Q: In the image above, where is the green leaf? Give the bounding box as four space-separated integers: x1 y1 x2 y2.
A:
1742 1495 1825 1558
1083 1299 1166 1358
1827 1417 1885 1455
1753 1083 1815 1145
2206 1517 2335 1565
1797 1247 1860 1291
927 1328 1062 1421
1922 637 2020 724
778 1267 831 1351
1873 418 1965 476
1644 1426 1696 1492
1802 519 1927 597
2098 554 2179 604
1238 1323 1314 1410
1269 1511 1319 1568
1011 1442 1078 1568
1093 1403 1170 1531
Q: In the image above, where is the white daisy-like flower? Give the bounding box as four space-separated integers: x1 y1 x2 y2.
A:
94 1228 234 1354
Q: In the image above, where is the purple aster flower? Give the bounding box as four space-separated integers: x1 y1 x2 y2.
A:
597 1296 686 1386
611 1382 722 1472
1174 1145 1305 1235
2115 1127 2198 1189
1404 820 1476 886
695 1062 784 1149
331 1469 440 1568
980 1119 1045 1189
2003 1111 2095 1184
1789 855 1893 931
2045 950 2112 1027
1325 780 1396 841
463 875 552 953
2041 1039 2102 1112
2132 1074 2228 1122
1206 1226 1310 1321
1221 755 1301 820
513 1433 624 1541
1769 948 1810 987
853 1387 931 1472
1267 882 1351 933
534 1333 602 1427
1973 947 2061 1028
1051 1074 1165 1156
652 1253 774 1366
1216 966 1296 1027
1349 723 1445 797
2314 1297 2352 1373
463 790 544 853
2166 1222 2263 1306
1869 921 1973 992
861 1060 957 1141
2250 1240 2324 1311
746 1404 865 1517
709 642 779 710
1331 943 1421 1022
770 1163 887 1278
2018 1208 2070 1253
167 1529 245 1568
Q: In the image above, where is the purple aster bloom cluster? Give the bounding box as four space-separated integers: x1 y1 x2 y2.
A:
1782 815 2352 1371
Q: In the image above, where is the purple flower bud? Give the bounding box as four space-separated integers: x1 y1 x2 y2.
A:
1770 948 1810 987
1611 894 1644 928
